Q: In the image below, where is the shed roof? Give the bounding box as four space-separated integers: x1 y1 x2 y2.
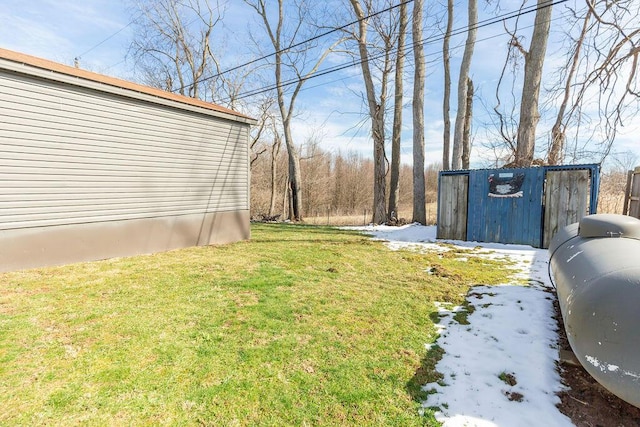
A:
0 48 255 124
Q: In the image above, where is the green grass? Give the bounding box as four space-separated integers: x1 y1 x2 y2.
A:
0 223 514 426
452 301 476 325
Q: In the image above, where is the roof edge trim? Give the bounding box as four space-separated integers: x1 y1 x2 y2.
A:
0 48 256 125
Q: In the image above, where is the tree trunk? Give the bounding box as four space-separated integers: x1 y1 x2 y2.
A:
451 0 477 170
462 78 473 169
514 0 553 167
388 1 408 220
442 0 453 171
412 0 427 225
372 103 387 225
283 175 289 218
349 0 387 224
270 0 303 221
246 0 334 221
268 133 282 217
281 114 303 220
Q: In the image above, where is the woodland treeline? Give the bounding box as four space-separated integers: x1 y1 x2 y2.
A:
125 0 639 224
250 143 440 221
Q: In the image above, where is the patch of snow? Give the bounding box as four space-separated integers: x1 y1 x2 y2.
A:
623 370 640 379
586 355 601 368
348 224 573 426
586 356 622 374
425 285 571 426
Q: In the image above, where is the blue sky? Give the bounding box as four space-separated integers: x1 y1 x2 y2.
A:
1 0 638 169
0 0 130 72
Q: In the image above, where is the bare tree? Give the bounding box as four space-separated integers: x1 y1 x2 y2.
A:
269 127 283 217
462 77 474 169
482 6 527 165
490 61 518 161
546 8 592 165
451 0 477 170
211 66 258 110
442 0 454 171
300 136 332 216
129 0 225 100
388 0 408 221
249 97 277 167
252 141 427 223
347 0 396 224
412 0 427 225
548 0 639 164
513 0 553 167
244 0 336 221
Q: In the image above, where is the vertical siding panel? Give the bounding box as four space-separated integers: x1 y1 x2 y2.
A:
467 170 487 243
437 174 468 240
543 170 589 248
627 167 640 219
467 168 543 246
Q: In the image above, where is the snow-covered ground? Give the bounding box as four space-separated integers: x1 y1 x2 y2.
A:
348 223 573 427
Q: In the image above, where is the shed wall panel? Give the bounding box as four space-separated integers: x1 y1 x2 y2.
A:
543 170 589 248
630 168 640 219
466 168 545 246
0 210 250 272
0 70 249 232
0 65 250 272
436 174 468 240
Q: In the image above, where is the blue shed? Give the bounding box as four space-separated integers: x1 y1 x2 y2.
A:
437 164 600 248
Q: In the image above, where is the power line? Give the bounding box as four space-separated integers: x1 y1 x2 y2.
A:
75 18 138 62
293 14 563 100
221 0 561 102
103 58 126 72
81 1 221 68
172 0 415 93
220 0 567 103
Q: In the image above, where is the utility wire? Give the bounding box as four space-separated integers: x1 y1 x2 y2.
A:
221 0 566 103
172 0 415 93
75 18 138 62
80 1 220 66
293 14 563 99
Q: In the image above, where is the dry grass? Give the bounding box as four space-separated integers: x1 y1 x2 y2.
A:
300 184 629 228
597 192 626 214
303 203 438 226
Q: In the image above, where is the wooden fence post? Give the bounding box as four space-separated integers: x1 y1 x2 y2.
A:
628 167 640 219
623 170 632 215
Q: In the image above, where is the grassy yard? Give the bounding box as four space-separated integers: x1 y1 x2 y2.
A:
0 223 514 426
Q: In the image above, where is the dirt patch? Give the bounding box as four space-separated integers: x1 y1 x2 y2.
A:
554 299 640 426
504 390 524 402
499 372 518 387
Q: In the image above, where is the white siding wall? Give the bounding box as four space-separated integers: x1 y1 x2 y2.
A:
0 69 249 231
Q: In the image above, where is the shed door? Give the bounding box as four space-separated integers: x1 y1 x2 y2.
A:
467 168 545 246
437 174 468 240
543 169 590 248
